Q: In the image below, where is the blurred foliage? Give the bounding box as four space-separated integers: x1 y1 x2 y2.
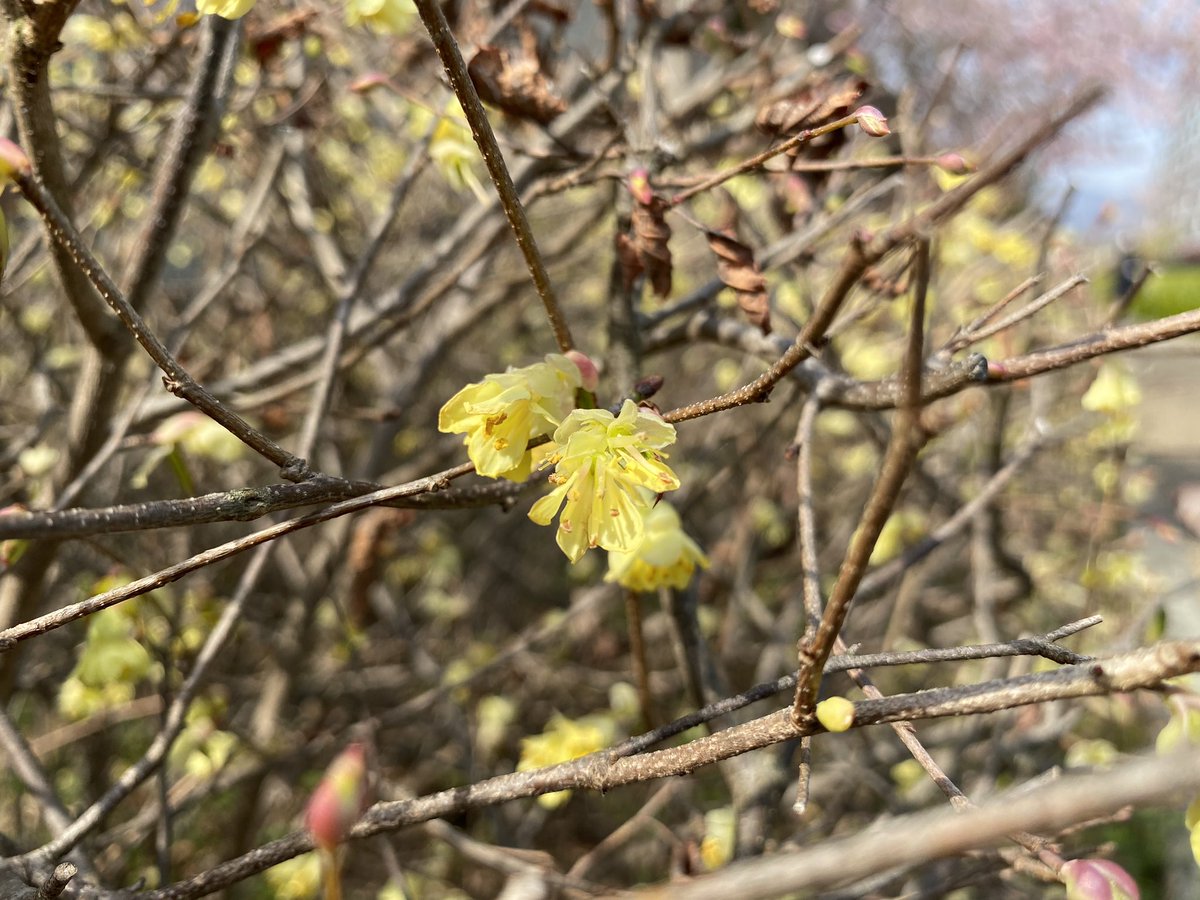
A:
1132 266 1200 320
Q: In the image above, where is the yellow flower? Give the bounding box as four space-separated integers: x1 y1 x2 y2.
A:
345 0 412 34
605 502 708 591
517 713 616 809
438 354 581 480
530 401 680 563
195 0 256 19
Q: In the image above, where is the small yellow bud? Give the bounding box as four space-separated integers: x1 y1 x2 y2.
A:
816 696 855 733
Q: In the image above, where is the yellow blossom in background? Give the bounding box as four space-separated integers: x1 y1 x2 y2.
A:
264 854 322 900
530 400 680 563
195 0 256 19
700 806 736 870
605 501 708 591
439 354 581 480
346 0 413 33
517 713 616 809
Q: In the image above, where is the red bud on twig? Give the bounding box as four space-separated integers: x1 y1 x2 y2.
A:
0 138 31 182
935 152 975 175
305 743 370 852
1060 858 1140 900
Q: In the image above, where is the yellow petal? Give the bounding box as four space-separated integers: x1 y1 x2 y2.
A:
195 0 255 18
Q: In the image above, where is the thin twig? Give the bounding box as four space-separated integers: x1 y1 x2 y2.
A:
632 747 1200 900
662 85 1106 425
946 275 1087 354
668 114 859 207
11 170 316 482
792 238 931 721
794 396 825 648
945 273 1044 349
411 0 574 352
0 464 474 652
791 395 824 814
122 17 239 312
566 782 682 879
625 590 656 729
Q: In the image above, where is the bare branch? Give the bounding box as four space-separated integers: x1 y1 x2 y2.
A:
127 640 1200 900
633 747 1200 899
0 464 474 651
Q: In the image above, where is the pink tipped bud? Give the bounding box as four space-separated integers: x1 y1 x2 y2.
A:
349 72 392 94
628 168 654 205
935 152 974 175
853 106 890 137
0 138 31 182
565 350 599 392
305 743 370 852
1061 859 1140 900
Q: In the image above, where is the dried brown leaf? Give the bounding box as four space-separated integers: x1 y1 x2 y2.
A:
756 76 869 136
468 45 567 125
614 232 643 294
631 197 673 298
706 231 770 333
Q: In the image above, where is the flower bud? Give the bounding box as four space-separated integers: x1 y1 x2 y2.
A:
935 152 974 175
628 167 654 205
853 106 890 138
1060 859 1140 900
565 350 599 392
305 743 370 852
0 138 31 182
816 696 855 733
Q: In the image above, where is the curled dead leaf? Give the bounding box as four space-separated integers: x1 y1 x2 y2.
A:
631 197 673 298
756 76 868 136
615 232 643 294
706 231 770 333
468 45 566 125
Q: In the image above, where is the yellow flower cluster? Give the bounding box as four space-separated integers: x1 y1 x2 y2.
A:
440 355 706 573
530 400 679 563
605 502 708 591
